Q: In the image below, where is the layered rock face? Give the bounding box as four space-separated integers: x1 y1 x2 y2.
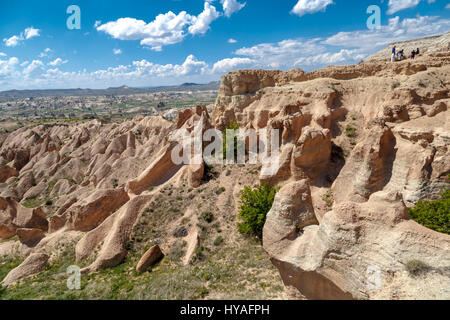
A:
212 51 449 205
212 48 450 299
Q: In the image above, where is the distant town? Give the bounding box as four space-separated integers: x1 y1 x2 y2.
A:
0 82 219 133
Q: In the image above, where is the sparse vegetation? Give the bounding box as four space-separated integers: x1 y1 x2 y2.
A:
216 186 226 195
345 125 357 138
418 80 427 88
408 190 450 235
391 81 400 89
168 240 187 262
200 211 214 223
47 180 58 192
406 260 430 277
22 198 45 208
213 236 224 246
322 190 334 208
237 183 278 239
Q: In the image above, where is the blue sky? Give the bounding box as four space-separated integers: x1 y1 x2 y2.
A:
0 0 449 90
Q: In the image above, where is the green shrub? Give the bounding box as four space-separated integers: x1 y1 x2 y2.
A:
237 183 278 239
200 211 214 223
345 125 357 138
408 190 450 235
406 260 430 277
213 236 223 246
391 81 400 90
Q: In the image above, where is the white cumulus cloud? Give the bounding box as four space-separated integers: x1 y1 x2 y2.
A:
97 12 194 51
189 2 221 35
96 1 241 50
39 48 52 58
387 0 435 15
0 57 19 76
3 27 40 47
212 57 255 73
220 0 246 18
291 0 334 17
113 49 122 55
24 27 40 39
48 58 68 66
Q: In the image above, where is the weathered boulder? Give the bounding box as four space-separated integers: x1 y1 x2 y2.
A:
14 207 48 232
16 228 46 247
264 180 318 248
2 253 49 287
0 197 48 239
292 127 332 181
78 195 153 273
188 163 204 188
136 245 164 273
15 171 35 199
332 125 396 204
12 149 30 171
63 188 130 232
0 197 17 239
0 165 18 183
22 181 47 201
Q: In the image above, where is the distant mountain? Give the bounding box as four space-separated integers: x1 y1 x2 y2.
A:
0 81 220 101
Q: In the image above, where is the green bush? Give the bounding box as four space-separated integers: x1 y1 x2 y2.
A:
405 260 430 277
237 183 278 239
345 125 357 138
200 211 214 223
213 236 224 246
408 190 450 235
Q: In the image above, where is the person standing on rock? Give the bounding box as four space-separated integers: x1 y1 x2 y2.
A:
391 52 396 63
416 48 420 55
411 50 416 59
392 46 396 55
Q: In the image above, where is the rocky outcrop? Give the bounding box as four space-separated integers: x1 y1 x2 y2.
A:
62 188 130 232
136 245 164 273
0 165 18 183
332 125 396 204
264 187 450 300
16 228 46 247
78 194 153 273
1 253 49 287
0 196 48 240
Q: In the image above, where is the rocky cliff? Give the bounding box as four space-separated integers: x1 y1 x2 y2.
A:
212 39 450 299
